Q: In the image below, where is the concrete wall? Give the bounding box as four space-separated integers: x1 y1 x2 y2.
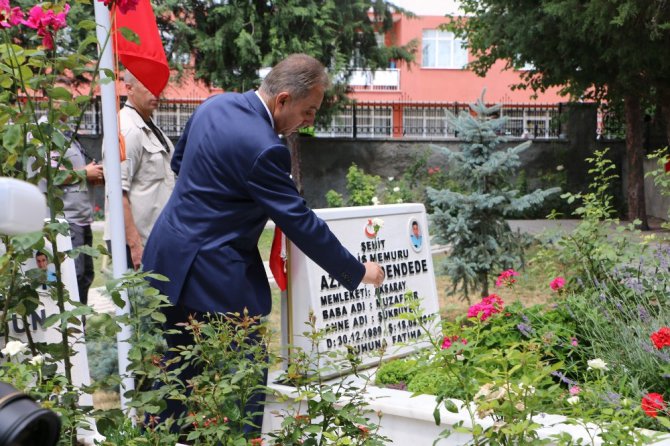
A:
298 137 579 208
297 103 628 212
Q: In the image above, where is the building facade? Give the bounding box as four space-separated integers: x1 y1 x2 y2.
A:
67 11 569 140
318 12 567 140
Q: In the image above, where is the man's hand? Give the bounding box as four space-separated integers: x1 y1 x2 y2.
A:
122 192 143 270
361 261 385 288
129 241 143 271
85 162 104 185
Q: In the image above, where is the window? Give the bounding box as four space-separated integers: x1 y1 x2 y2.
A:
422 30 467 69
403 106 457 138
314 106 393 138
315 107 354 137
356 106 392 138
500 106 559 138
375 32 385 48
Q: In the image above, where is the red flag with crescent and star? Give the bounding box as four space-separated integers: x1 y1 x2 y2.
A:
269 226 288 291
112 0 169 97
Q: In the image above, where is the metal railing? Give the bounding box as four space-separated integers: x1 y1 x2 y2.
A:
315 101 563 139
21 96 564 140
348 69 401 91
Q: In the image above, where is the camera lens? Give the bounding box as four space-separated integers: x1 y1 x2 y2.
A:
0 382 60 446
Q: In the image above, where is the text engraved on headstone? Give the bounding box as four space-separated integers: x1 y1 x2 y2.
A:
289 204 442 372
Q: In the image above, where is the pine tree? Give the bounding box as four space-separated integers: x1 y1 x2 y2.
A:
428 93 560 302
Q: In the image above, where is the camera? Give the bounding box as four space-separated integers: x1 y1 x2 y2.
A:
0 382 60 446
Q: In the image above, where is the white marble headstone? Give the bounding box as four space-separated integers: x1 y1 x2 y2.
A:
287 203 441 374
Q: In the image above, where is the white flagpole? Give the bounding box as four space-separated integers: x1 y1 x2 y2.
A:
93 1 135 414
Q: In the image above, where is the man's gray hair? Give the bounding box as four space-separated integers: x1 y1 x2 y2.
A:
259 54 330 100
123 69 137 86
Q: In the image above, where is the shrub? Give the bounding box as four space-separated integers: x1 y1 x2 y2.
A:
325 189 344 207
375 358 418 386
346 163 382 206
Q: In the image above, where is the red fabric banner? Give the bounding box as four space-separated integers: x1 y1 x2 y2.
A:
270 226 288 292
112 0 169 97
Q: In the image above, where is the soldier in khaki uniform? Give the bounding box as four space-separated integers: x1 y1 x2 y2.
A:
104 70 175 269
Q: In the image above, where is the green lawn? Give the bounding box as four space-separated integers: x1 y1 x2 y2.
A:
91 229 107 289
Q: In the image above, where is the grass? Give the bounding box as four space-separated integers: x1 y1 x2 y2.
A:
91 229 107 289
434 245 556 321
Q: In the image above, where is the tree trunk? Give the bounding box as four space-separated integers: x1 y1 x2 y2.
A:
287 133 303 196
480 272 489 297
624 94 649 230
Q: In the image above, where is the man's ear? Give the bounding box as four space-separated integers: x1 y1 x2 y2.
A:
275 92 290 110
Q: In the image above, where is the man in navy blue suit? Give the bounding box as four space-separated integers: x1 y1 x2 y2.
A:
142 54 386 435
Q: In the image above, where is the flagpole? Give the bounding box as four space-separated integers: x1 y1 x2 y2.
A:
93 0 136 415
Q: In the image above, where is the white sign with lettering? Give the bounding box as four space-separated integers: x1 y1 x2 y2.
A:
287 203 441 373
1 229 93 407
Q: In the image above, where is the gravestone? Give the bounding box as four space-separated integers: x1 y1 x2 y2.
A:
0 229 94 407
287 203 441 374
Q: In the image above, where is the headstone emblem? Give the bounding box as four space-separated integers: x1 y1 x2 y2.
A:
364 217 384 239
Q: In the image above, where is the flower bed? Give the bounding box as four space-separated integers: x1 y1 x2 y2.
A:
363 264 670 445
262 266 670 444
263 374 670 445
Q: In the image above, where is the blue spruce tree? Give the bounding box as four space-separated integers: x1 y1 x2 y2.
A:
428 93 560 302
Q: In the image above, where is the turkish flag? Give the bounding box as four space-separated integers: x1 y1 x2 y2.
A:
112 0 169 97
269 226 288 291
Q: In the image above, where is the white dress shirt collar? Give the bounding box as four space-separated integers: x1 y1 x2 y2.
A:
255 90 274 129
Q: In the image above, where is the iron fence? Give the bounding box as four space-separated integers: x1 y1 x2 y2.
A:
22 96 564 140
314 101 563 139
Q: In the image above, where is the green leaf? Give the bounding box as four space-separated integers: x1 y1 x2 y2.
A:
0 63 14 75
150 311 166 323
119 27 140 45
11 231 44 250
304 425 321 434
443 399 459 413
433 406 441 425
3 124 21 152
321 391 337 403
19 65 33 82
48 86 72 101
60 102 81 117
0 74 13 88
52 130 66 149
77 19 97 30
44 313 61 328
75 95 92 104
143 404 160 413
101 67 115 80
111 291 126 309
77 35 100 53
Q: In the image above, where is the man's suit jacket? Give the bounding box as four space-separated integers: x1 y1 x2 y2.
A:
142 91 365 316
